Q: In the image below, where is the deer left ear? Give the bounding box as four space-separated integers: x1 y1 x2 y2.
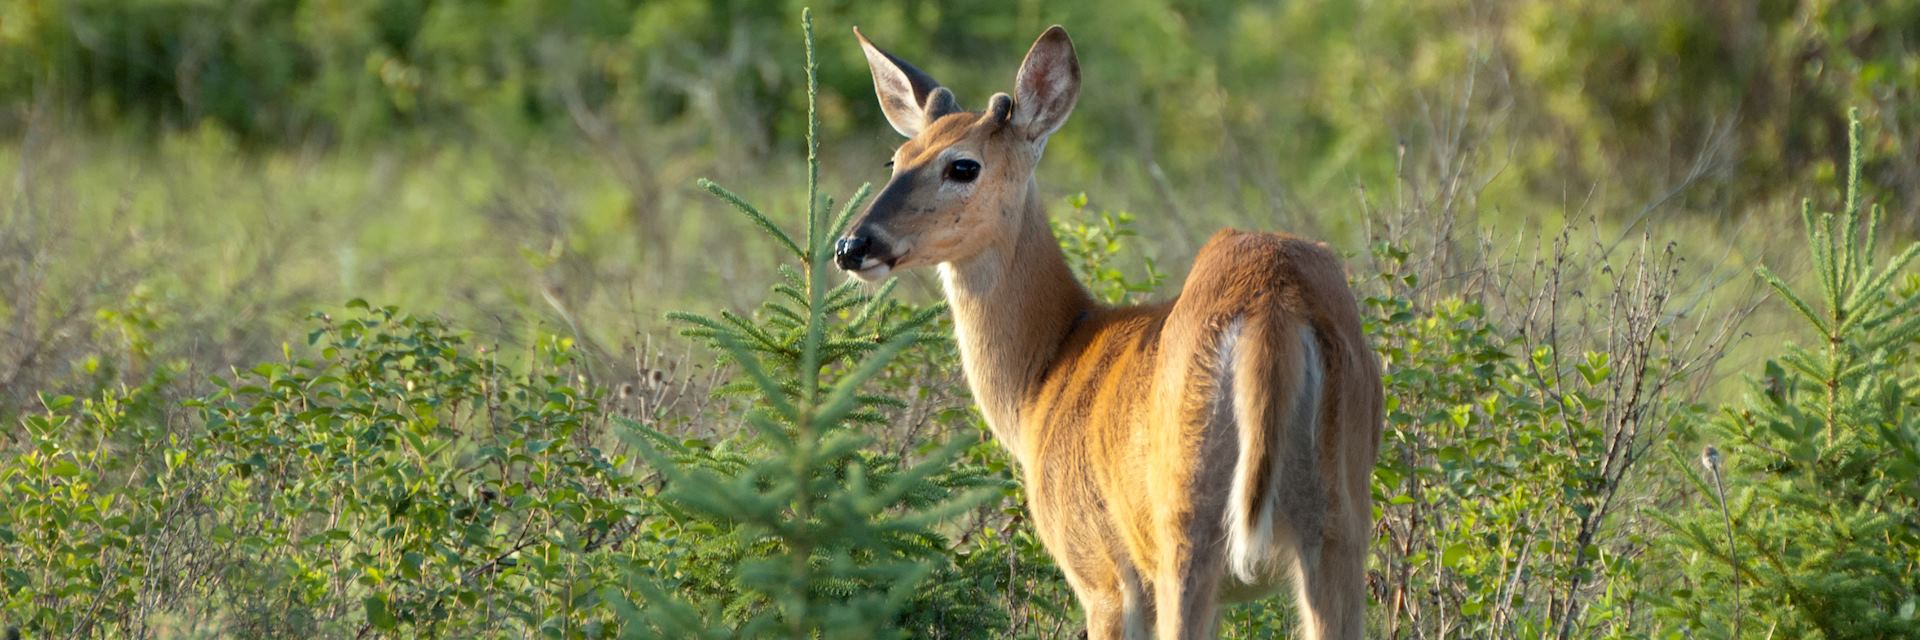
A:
1012 26 1080 142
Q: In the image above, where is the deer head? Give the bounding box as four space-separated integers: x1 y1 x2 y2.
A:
835 26 1082 282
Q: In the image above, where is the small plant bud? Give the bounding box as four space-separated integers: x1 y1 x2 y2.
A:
1701 445 1721 473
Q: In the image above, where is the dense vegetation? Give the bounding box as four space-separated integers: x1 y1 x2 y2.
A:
4 2 1919 638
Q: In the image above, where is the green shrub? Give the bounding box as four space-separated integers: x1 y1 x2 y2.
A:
2 300 635 637
1658 111 1920 639
1360 247 1684 639
1052 193 1166 305
1338 174 1740 638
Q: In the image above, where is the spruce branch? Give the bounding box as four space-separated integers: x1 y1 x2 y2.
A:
700 178 804 261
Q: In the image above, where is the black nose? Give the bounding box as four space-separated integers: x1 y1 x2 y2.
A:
834 235 871 271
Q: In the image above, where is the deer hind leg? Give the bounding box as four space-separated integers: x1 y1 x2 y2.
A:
1082 595 1127 640
1151 450 1229 640
1227 320 1366 639
1263 325 1363 640
1079 563 1155 640
1148 319 1248 640
1119 563 1154 640
1291 506 1367 640
1151 548 1223 640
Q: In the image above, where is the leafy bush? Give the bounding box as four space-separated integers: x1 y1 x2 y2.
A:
3 301 633 637
1052 193 1166 305
1359 235 1723 638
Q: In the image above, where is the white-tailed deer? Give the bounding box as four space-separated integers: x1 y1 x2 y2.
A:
836 26 1383 640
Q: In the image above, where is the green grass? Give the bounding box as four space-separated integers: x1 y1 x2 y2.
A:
1 113 1820 413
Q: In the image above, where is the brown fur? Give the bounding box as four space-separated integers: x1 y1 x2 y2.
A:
846 26 1384 640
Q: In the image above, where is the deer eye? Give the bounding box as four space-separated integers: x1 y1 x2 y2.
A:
946 159 981 183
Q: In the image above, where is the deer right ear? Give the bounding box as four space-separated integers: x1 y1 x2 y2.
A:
856 27 950 138
1012 26 1080 142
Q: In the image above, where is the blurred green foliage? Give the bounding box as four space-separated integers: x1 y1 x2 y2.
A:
4 0 1917 211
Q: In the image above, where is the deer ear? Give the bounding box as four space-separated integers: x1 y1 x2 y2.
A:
1012 26 1080 141
856 27 948 138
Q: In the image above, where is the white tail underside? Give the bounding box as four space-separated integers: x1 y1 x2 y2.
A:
1223 322 1323 584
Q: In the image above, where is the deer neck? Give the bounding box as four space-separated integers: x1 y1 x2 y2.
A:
937 181 1093 461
